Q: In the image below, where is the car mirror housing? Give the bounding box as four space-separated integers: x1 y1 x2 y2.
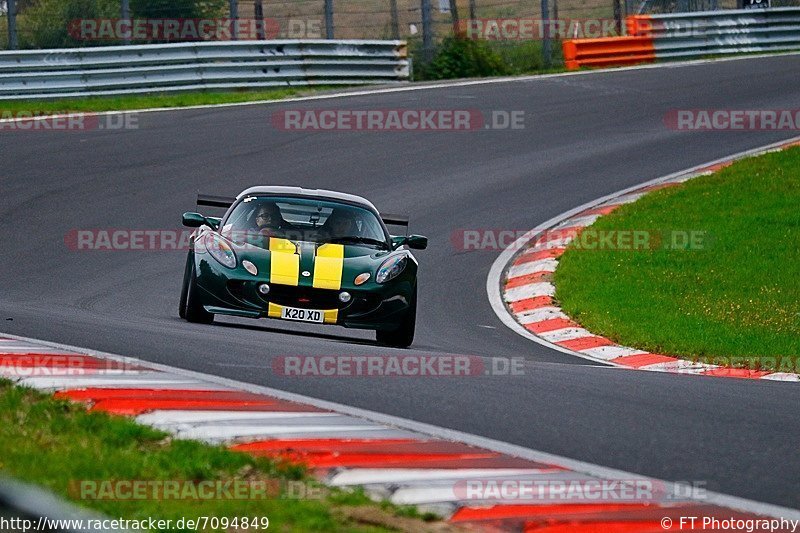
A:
183 212 213 228
406 235 428 250
390 235 428 250
390 235 406 250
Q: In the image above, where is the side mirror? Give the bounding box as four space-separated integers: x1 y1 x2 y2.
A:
407 234 428 250
390 235 405 250
182 212 220 230
391 235 428 250
182 212 205 228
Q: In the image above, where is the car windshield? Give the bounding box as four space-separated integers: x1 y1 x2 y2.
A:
221 196 389 250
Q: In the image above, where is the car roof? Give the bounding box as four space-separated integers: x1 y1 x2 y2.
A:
237 186 378 212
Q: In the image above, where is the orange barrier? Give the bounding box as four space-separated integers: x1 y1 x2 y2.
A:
625 15 654 36
562 35 655 70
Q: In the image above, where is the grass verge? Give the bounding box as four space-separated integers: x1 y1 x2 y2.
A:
0 380 447 531
554 147 800 371
0 87 335 115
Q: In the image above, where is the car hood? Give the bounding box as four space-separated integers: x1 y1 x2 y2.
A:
231 238 397 289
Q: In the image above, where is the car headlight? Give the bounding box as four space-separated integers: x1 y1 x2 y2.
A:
376 254 407 284
204 233 237 269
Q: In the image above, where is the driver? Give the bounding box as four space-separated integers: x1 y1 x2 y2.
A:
249 202 283 240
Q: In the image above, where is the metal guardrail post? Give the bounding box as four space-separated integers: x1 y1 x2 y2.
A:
390 0 400 39
448 0 460 31
541 0 552 68
325 0 334 39
614 0 623 35
120 0 131 46
229 0 238 40
553 0 559 34
421 0 433 62
7 0 17 50
254 0 265 40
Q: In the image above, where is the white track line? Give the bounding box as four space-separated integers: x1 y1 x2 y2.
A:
136 410 336 425
507 258 559 279
503 282 556 302
516 307 568 324
328 468 560 486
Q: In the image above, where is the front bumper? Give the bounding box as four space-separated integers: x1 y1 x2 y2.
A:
194 256 414 331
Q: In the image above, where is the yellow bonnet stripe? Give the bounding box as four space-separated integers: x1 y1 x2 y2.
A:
269 238 299 286
313 243 345 290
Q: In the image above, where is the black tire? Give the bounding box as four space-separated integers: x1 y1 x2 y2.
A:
178 253 192 319
182 257 214 324
376 288 416 348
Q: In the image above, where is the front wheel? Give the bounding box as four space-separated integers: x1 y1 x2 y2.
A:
178 253 192 319
181 255 214 324
376 289 416 348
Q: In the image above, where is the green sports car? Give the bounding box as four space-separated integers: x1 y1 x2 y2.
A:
179 186 427 348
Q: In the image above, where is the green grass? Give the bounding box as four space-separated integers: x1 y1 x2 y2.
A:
0 87 332 114
554 147 800 371
0 380 443 532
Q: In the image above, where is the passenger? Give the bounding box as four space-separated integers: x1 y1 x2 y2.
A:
325 210 359 240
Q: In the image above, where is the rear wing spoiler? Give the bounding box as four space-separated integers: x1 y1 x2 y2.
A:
197 194 235 209
381 213 409 227
197 193 410 227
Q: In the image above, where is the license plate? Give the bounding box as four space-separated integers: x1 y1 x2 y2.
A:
280 306 324 323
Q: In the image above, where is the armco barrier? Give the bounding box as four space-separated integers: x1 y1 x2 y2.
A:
563 7 800 69
562 36 655 69
0 476 127 532
0 40 409 99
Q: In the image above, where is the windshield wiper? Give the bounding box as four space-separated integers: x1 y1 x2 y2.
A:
325 236 389 249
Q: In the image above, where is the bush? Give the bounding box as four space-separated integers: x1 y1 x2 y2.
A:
418 36 510 80
17 0 227 48
128 0 226 21
18 0 119 48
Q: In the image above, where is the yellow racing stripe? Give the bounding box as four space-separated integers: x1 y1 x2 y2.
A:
323 309 339 324
313 243 345 290
267 302 283 318
269 238 299 286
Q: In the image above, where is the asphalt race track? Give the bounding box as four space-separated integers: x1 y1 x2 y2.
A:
2 55 799 509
